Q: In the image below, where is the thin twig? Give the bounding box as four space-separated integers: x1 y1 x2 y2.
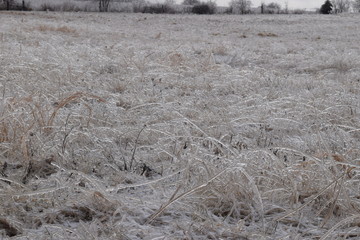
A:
129 125 146 170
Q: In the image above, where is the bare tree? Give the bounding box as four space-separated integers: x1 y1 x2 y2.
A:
284 0 289 14
332 0 351 13
266 2 281 14
261 1 265 13
230 0 252 14
99 0 111 12
3 0 14 10
353 0 360 12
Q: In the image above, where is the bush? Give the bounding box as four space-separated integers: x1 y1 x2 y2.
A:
60 1 81 12
224 6 233 14
109 2 133 13
320 0 333 14
181 5 193 13
39 3 56 11
142 3 176 14
192 3 215 14
39 2 80 12
293 9 305 14
34 1 95 12
132 0 146 13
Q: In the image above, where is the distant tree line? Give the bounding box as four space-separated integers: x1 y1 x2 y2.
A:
0 0 30 10
320 0 359 14
1 0 360 14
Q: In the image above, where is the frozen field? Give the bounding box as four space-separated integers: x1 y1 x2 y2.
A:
1 11 360 239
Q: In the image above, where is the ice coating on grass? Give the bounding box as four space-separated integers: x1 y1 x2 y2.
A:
0 11 360 239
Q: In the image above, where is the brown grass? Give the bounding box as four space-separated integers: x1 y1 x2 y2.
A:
258 32 278 37
48 92 106 128
35 25 77 34
0 123 9 143
0 218 21 237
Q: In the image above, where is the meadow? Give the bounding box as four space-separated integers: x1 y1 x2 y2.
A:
1 11 360 239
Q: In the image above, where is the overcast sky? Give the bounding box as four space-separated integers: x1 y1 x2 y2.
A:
216 0 324 9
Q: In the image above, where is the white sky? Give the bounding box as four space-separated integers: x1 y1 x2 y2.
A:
215 0 324 9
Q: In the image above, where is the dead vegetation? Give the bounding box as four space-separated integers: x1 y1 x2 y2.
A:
0 12 360 239
35 24 77 34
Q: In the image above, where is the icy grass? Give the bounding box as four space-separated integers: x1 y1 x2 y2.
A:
1 11 360 239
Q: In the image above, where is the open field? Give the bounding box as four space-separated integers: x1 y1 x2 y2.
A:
1 11 360 239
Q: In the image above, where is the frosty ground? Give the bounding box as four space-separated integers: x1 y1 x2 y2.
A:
1 11 360 239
